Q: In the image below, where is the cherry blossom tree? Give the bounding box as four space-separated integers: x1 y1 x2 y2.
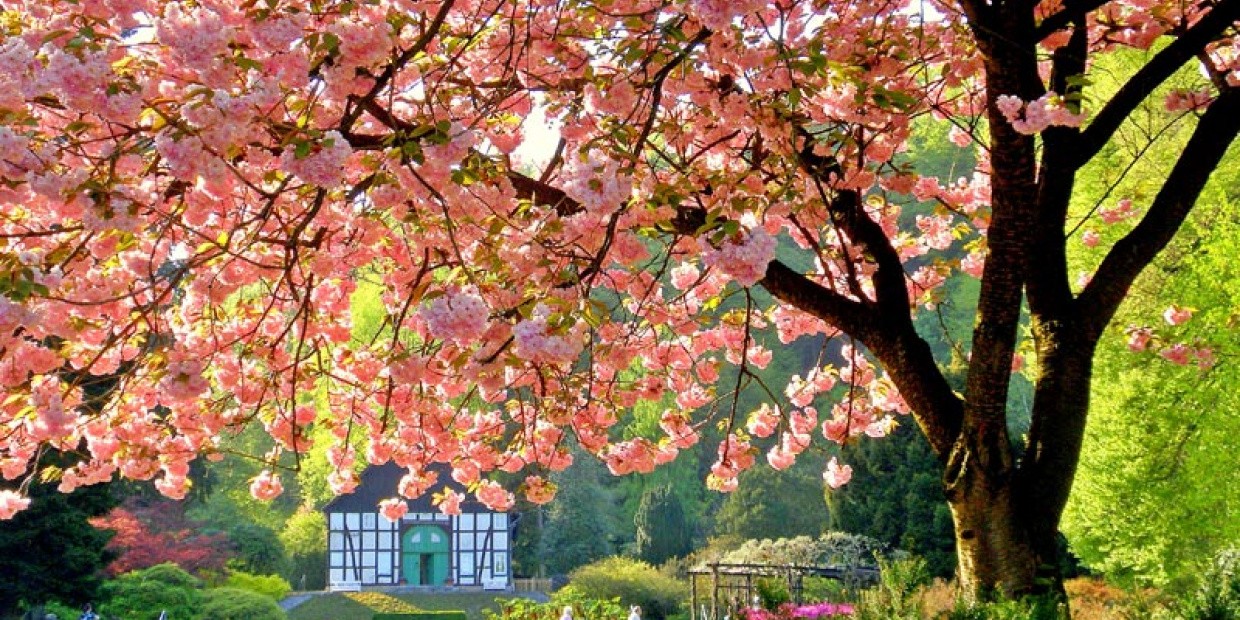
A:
0 0 1237 599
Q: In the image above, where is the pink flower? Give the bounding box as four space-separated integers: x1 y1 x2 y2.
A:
766 445 796 470
670 262 700 290
1127 328 1151 352
1163 305 1193 326
704 228 776 287
0 490 30 519
960 251 986 278
476 479 514 511
435 490 465 516
746 404 780 438
1081 230 1100 247
948 125 972 147
1159 344 1191 365
379 497 408 522
1196 347 1217 370
824 457 853 489
523 475 557 504
422 289 490 343
249 470 284 501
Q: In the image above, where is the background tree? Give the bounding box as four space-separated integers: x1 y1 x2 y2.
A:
92 497 232 577
1058 47 1240 587
537 454 621 576
634 485 692 566
279 506 328 591
713 458 830 542
0 471 116 615
828 423 956 578
3 0 1240 601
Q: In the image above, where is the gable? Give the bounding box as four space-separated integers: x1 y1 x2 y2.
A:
322 462 498 515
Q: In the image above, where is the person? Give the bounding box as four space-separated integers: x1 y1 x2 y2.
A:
628 605 642 620
559 606 573 620
78 605 97 620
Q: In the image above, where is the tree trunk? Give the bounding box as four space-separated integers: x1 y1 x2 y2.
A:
948 470 1040 598
945 326 1098 602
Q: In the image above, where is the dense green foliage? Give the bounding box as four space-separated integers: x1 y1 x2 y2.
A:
827 423 955 578
0 471 117 615
225 522 290 576
1061 46 1240 589
99 565 202 620
196 587 288 620
537 456 621 575
224 570 293 601
713 457 830 541
1177 547 1240 620
279 507 328 591
486 596 627 620
372 613 468 620
556 557 687 620
634 486 692 566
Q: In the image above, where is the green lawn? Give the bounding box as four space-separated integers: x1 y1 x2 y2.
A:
287 590 533 620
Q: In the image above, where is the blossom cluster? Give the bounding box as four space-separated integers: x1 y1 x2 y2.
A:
996 93 1087 135
422 289 491 343
704 228 778 287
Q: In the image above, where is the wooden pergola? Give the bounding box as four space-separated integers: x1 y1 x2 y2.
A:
687 563 880 620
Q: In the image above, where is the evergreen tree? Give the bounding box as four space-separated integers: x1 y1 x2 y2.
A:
537 454 620 575
634 486 692 566
827 422 956 578
0 473 117 614
713 455 830 541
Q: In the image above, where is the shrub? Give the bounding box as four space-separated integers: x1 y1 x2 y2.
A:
755 578 791 611
558 557 688 620
130 563 204 589
225 522 290 576
196 587 287 620
490 595 626 620
373 613 468 620
224 570 292 601
98 575 201 620
1178 546 1240 620
848 557 930 620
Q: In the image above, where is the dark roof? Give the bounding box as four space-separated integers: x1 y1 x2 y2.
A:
322 462 497 514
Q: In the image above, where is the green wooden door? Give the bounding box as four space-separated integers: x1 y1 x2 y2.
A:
401 525 450 585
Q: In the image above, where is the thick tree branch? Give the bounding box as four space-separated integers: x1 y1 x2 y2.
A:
1028 21 1087 318
1077 86 1240 340
760 261 963 459
507 169 963 458
1032 0 1111 41
1077 0 1240 166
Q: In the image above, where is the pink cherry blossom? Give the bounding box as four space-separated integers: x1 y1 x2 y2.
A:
704 228 777 287
523 475 557 504
249 470 284 501
746 404 780 438
0 490 30 519
436 490 465 516
1163 305 1193 326
423 289 491 343
1127 328 1152 352
379 497 409 522
1159 344 1192 365
824 457 853 489
1081 230 1101 247
476 479 515 511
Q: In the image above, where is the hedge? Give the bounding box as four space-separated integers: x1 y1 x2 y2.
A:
373 612 468 620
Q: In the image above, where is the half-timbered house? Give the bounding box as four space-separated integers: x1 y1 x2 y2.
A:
324 463 515 591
